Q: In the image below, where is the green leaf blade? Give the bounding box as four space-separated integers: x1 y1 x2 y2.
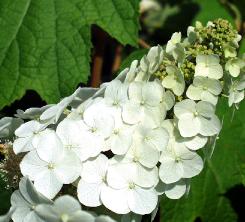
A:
0 0 140 109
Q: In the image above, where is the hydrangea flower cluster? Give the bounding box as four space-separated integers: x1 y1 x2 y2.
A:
0 19 244 222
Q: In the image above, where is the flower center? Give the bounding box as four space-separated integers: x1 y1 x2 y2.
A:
140 100 145 105
61 214 69 222
90 127 97 133
65 144 73 149
48 163 55 170
175 157 181 162
113 100 119 106
194 111 199 116
203 86 208 90
128 182 135 189
102 175 106 182
133 156 139 162
113 129 119 135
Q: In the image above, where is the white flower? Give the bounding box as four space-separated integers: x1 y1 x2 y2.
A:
166 32 185 62
135 46 164 81
224 42 237 58
40 88 82 124
183 134 208 151
77 100 115 153
68 98 94 120
174 99 221 137
166 32 181 54
134 125 169 152
161 89 175 111
20 130 81 198
159 141 203 184
70 87 98 109
10 177 52 222
56 118 101 161
186 26 197 44
225 58 245 77
110 156 159 188
163 180 189 199
104 80 128 109
36 195 95 222
15 105 53 120
122 81 164 127
13 120 47 154
77 154 109 207
228 77 245 107
82 100 115 139
101 162 158 215
96 216 117 222
161 119 208 151
0 117 23 139
195 54 223 79
124 60 139 83
162 65 185 96
124 140 160 169
186 76 222 105
105 109 133 154
155 179 189 199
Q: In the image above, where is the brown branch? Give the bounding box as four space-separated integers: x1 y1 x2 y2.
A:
138 38 151 49
91 28 107 87
111 44 123 73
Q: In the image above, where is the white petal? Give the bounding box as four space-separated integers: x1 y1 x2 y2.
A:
20 151 47 181
100 186 130 214
178 116 200 137
201 91 218 105
36 129 64 163
148 127 169 151
164 180 187 199
127 187 158 215
196 101 215 118
159 154 183 184
199 115 221 136
34 170 63 199
142 81 163 106
13 137 34 154
106 163 130 189
70 211 95 222
82 154 108 183
133 165 159 188
54 195 81 214
128 82 143 103
137 142 160 168
186 85 202 100
77 180 102 207
184 135 208 150
108 128 133 155
122 102 142 124
181 152 204 178
54 151 81 184
174 99 196 118
11 207 31 222
15 120 43 137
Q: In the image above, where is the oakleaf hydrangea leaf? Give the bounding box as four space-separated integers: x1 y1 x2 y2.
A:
0 0 140 109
